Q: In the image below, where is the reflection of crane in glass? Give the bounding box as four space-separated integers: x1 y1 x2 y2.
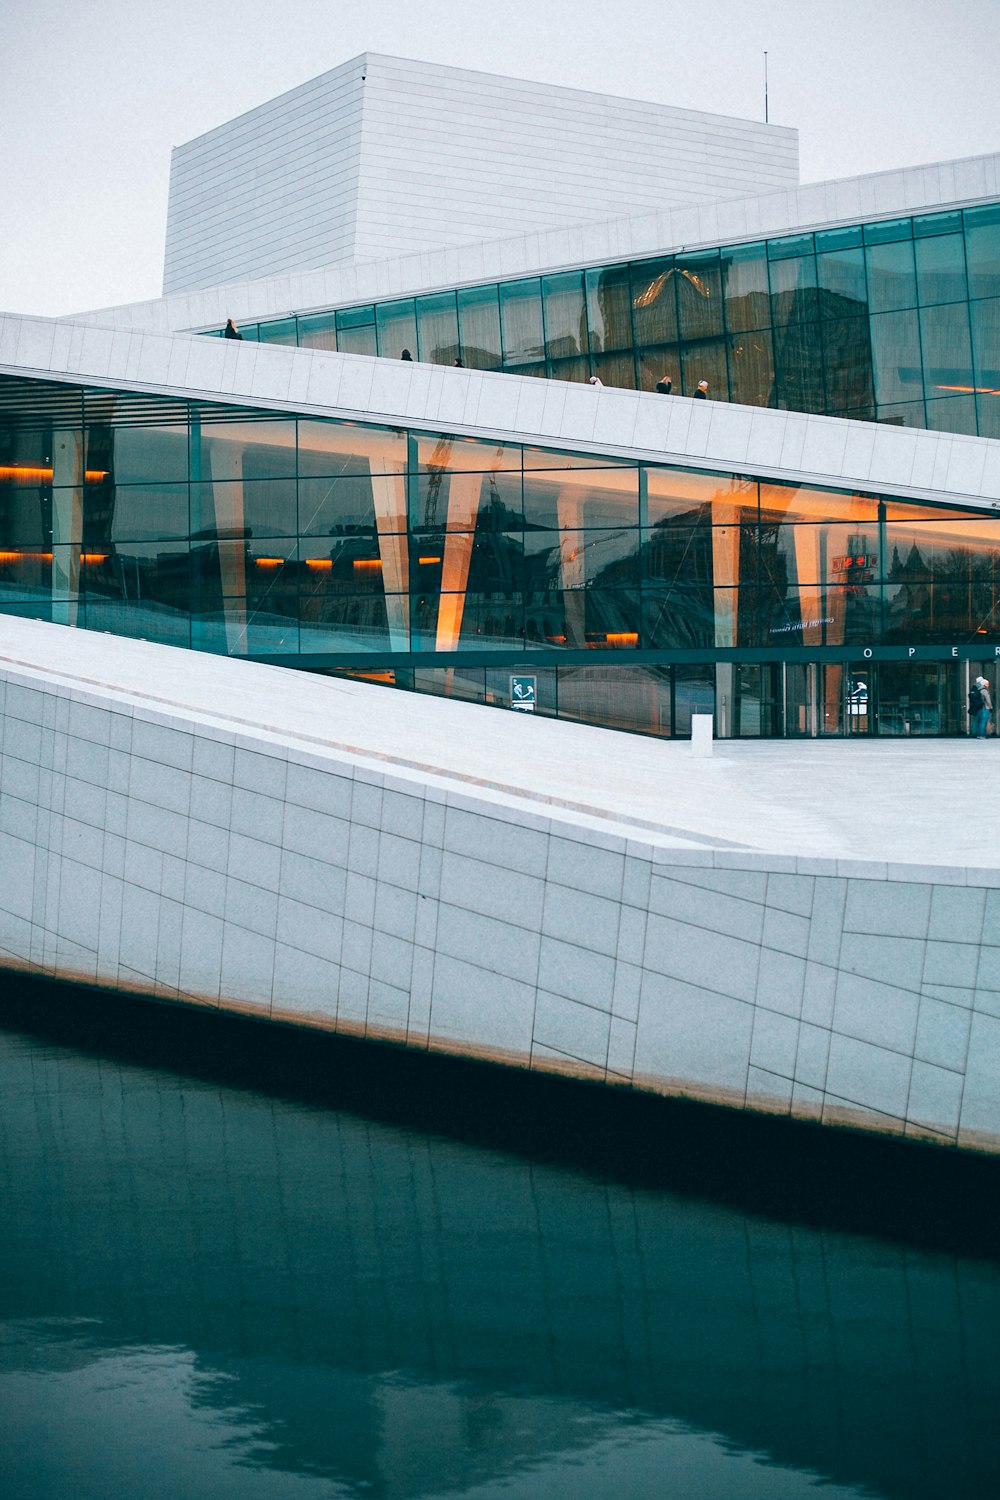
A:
633 268 711 310
423 437 453 528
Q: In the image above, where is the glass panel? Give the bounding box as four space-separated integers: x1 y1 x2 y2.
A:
876 401 926 428
556 664 671 736
94 424 188 485
676 251 723 340
863 218 913 245
642 523 713 586
412 433 521 474
256 318 297 346
102 483 190 542
499 279 544 364
870 309 923 404
631 258 679 347
549 356 591 384
410 470 522 534
456 594 525 650
415 292 459 365
641 584 714 648
375 299 418 360
816 248 868 318
822 318 874 413
636 344 680 392
646 468 754 527
0 487 48 547
334 322 377 357
336 304 375 329
815 225 863 251
769 255 818 324
300 536 389 592
196 479 296 538
679 338 730 401
721 242 769 334
522 467 638 531
970 297 1000 391
728 329 775 407
585 265 633 353
925 396 978 435
919 302 973 399
768 233 815 260
298 419 406 478
964 203 1000 299
772 322 825 411
299 475 382 536
416 666 486 703
298 592 395 654
523 529 639 590
296 313 337 351
197 419 297 481
913 210 963 238
92 540 192 649
541 272 587 360
466 531 525 592
759 481 877 525
866 240 917 313
456 285 502 370
673 667 715 735
915 234 968 305
590 350 637 388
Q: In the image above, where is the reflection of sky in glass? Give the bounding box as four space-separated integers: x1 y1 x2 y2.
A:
0 1012 997 1500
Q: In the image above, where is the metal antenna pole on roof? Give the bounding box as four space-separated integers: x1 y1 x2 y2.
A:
764 51 769 124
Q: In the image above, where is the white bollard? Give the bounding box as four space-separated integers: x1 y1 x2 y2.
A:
690 713 714 757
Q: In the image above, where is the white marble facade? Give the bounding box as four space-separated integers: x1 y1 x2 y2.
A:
1 641 998 1155
162 53 797 294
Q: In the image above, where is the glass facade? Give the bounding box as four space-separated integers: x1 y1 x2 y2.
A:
213 202 1000 439
2 373 999 739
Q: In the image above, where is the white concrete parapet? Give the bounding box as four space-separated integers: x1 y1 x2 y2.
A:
1 619 999 1155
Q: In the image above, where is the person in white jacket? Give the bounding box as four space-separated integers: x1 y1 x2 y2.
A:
971 675 993 738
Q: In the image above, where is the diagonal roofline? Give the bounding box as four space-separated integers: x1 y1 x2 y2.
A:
2 313 998 513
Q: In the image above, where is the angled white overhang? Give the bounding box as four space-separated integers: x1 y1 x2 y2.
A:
1 313 999 513
68 150 1000 336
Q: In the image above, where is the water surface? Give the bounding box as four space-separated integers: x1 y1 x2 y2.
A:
1 980 997 1499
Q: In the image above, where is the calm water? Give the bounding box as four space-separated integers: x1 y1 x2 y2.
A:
1 980 998 1500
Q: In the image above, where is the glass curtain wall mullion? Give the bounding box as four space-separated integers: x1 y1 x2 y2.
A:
205 197 1000 435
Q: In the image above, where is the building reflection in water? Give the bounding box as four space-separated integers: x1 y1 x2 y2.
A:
0 1004 997 1500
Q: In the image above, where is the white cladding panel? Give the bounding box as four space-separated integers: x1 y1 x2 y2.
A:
162 52 797 294
163 58 365 295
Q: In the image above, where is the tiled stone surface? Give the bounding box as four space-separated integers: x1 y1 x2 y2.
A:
2 643 999 1154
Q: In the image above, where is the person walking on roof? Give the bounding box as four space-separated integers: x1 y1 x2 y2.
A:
224 318 243 340
655 376 673 394
694 379 709 398
970 675 993 737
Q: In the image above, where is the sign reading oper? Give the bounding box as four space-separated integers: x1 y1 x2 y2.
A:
510 675 537 712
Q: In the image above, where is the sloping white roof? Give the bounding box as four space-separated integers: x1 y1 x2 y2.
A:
69 150 1000 335
2 312 999 511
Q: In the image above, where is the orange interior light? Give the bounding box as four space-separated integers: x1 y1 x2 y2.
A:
255 557 284 567
304 558 333 570
353 559 382 572
0 466 109 483
606 632 639 646
418 555 442 565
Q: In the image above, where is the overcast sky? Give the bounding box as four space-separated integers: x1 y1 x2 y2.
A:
2 0 999 317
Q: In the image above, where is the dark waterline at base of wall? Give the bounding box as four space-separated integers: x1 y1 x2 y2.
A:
2 970 999 1263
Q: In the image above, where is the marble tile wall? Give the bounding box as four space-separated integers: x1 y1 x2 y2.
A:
1 661 998 1154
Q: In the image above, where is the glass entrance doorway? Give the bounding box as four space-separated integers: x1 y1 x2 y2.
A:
786 660 968 737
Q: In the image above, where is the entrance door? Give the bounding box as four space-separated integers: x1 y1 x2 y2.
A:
878 661 957 735
820 663 875 736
